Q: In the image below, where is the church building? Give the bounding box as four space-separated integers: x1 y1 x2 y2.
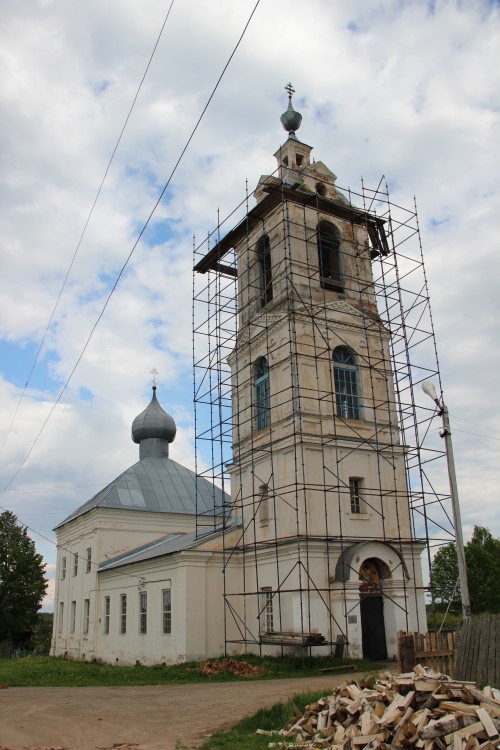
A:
51 89 427 664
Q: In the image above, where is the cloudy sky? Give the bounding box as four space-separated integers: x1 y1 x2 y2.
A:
1 0 499 610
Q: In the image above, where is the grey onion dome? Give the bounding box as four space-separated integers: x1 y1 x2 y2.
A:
131 386 176 445
280 84 302 137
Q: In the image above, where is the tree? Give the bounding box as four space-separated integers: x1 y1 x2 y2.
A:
431 526 500 614
0 511 47 643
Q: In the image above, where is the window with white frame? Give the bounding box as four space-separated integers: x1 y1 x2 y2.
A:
139 591 147 635
72 552 78 577
333 346 361 419
61 556 66 580
254 357 270 431
120 594 127 634
349 478 364 514
58 602 64 633
162 589 171 635
83 599 90 634
85 547 92 573
260 587 274 633
104 596 110 634
70 600 76 633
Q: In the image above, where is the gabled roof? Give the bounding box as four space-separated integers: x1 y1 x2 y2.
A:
98 524 236 571
54 455 230 529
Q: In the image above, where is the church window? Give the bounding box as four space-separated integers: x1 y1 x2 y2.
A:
257 235 273 307
61 557 66 579
58 602 64 633
72 552 78 577
260 587 274 633
70 601 76 633
104 597 110 634
318 221 343 291
162 589 172 635
349 478 364 514
333 347 361 419
139 592 147 634
316 182 326 197
120 594 127 634
85 547 92 573
254 357 270 431
296 153 303 167
83 599 90 634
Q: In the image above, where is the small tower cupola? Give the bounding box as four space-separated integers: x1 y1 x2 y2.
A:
275 84 312 180
131 385 176 459
280 82 302 138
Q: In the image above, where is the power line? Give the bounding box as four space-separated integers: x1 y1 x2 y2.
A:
451 427 500 443
451 415 500 436
3 484 106 494
0 0 176 460
0 1 261 545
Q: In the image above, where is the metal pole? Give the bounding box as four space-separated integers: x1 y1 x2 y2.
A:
440 402 471 620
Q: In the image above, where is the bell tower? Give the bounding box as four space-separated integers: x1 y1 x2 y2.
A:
194 86 427 658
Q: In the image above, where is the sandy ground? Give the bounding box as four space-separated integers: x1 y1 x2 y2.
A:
0 672 375 750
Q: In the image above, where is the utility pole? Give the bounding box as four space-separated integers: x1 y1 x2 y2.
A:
422 381 471 619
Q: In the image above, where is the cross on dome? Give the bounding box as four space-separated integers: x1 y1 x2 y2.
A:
280 82 302 137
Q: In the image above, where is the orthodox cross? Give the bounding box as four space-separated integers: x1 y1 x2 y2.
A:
285 82 295 102
150 368 159 386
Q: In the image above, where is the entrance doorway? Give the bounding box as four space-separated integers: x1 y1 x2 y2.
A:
359 558 389 660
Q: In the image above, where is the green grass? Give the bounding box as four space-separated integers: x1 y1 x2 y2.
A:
198 689 328 750
0 653 379 687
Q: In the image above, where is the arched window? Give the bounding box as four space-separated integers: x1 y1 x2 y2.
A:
257 235 273 307
333 346 360 419
318 221 342 292
254 356 270 430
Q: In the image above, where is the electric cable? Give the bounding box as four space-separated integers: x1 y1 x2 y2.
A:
0 0 261 542
0 0 176 459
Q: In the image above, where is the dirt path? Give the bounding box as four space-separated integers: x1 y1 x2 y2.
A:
0 672 374 750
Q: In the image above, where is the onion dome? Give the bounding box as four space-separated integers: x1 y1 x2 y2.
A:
131 386 176 445
280 82 302 138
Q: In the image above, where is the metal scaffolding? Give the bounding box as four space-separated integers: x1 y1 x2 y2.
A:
192 170 453 657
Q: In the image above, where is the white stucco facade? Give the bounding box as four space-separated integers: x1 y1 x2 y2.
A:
51 102 427 665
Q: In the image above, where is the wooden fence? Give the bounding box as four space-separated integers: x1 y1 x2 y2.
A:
397 630 456 675
454 614 500 687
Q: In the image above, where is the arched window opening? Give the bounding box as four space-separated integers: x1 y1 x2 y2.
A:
316 182 326 197
333 346 360 419
254 357 270 431
257 235 273 307
318 221 343 291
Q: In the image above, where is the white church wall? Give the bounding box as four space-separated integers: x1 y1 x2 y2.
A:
51 505 202 659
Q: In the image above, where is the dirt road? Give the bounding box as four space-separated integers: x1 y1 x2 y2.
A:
0 673 371 750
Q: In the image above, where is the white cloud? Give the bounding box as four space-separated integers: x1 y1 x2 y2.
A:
1 0 499 610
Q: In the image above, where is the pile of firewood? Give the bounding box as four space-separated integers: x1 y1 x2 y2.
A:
199 657 265 676
260 664 500 750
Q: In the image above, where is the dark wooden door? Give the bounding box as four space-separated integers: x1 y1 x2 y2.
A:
360 594 387 660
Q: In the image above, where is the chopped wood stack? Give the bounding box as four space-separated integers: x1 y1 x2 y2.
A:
263 664 500 750
199 657 265 676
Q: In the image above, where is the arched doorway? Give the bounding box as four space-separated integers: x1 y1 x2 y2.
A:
359 558 389 660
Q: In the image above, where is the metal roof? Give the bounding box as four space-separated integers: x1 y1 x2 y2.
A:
98 525 234 571
54 455 230 529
